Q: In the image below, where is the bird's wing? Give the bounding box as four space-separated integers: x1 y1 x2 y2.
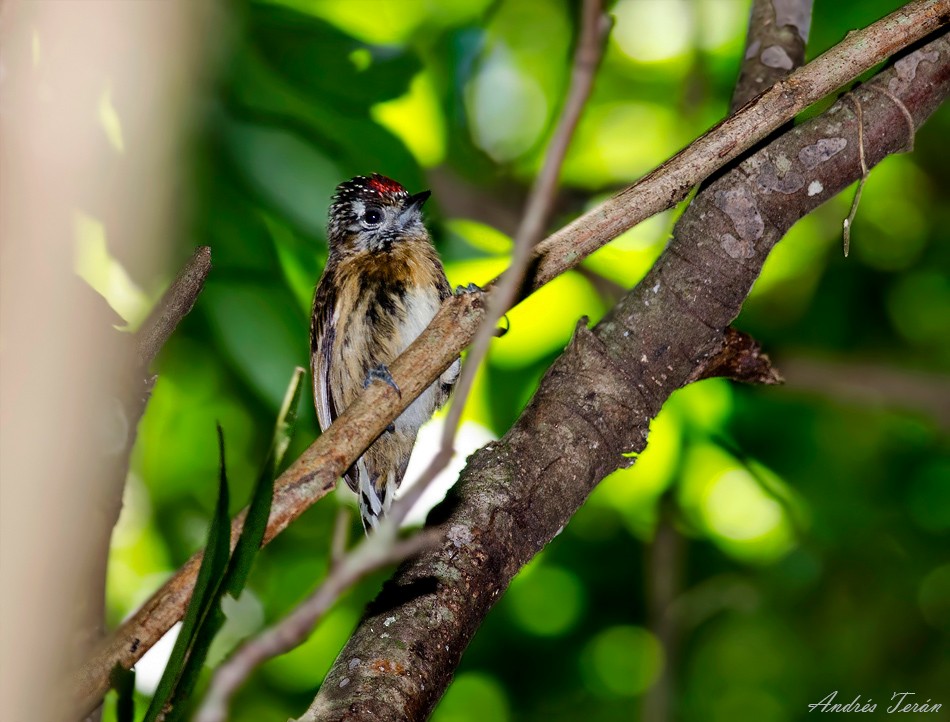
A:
435 259 452 302
310 275 338 432
311 272 359 493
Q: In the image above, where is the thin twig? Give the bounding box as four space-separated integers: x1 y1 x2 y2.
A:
195 527 438 722
84 245 214 719
777 354 950 427
842 81 920 257
642 496 683 722
388 0 611 527
72 5 950 713
864 82 917 151
843 93 869 257
134 246 212 368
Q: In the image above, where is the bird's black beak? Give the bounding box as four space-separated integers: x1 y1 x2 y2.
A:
407 189 431 211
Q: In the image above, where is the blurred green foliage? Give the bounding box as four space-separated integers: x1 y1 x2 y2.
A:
97 0 949 720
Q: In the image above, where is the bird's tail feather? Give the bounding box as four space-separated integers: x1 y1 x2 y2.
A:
357 459 394 533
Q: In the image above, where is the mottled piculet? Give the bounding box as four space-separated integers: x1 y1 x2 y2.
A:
310 174 460 533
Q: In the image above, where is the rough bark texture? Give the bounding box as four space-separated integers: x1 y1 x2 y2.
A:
302 35 950 722
135 246 212 368
735 0 813 110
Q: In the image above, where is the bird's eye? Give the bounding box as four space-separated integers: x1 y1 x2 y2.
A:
363 206 383 227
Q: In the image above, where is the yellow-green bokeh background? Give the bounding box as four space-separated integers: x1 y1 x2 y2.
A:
89 1 949 720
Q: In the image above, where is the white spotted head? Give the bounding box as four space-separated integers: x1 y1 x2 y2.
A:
327 173 430 254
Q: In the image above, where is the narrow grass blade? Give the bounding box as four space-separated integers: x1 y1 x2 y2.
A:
143 427 231 722
109 663 136 722
167 368 305 718
227 366 304 592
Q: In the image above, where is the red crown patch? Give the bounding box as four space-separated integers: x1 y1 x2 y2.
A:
368 174 406 196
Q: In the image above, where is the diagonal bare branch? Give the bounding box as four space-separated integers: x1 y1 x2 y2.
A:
135 246 212 369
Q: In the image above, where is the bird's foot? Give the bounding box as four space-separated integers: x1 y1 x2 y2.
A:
454 282 482 295
364 363 401 397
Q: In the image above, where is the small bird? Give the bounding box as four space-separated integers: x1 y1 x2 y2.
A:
311 174 462 533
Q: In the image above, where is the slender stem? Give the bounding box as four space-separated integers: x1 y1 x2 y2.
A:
642 496 683 722
329 506 350 569
85 245 213 722
135 246 212 368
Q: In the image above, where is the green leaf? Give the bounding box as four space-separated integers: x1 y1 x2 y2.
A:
143 427 231 722
247 4 421 110
109 664 135 722
202 280 308 409
227 365 304 592
221 113 341 237
226 47 421 186
164 368 305 719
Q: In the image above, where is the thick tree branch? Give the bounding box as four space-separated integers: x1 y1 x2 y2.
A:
302 35 950 721
690 0 814 386
734 0 814 111
72 3 949 713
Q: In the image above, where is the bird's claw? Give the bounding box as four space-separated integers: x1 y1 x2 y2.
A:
454 282 482 296
364 363 401 396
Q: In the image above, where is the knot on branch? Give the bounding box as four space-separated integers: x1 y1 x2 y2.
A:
688 327 783 385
